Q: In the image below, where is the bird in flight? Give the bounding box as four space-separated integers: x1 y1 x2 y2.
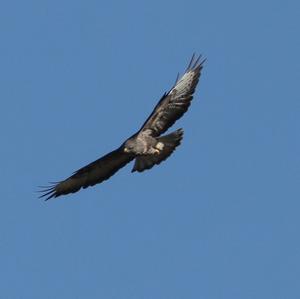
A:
40 54 205 200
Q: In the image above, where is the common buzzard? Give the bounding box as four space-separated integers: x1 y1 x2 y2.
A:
40 54 205 200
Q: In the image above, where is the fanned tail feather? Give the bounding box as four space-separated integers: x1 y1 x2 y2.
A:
132 129 184 172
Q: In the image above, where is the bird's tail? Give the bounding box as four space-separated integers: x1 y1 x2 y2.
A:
132 129 183 172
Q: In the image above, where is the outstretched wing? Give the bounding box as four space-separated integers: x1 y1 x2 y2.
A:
139 54 205 137
39 147 134 200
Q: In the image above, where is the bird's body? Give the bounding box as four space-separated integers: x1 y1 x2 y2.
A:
40 54 205 200
125 130 159 155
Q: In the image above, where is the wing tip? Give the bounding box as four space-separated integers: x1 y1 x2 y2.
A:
186 53 206 72
38 183 59 201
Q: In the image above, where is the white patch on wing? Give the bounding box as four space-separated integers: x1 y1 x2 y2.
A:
156 142 164 150
169 71 194 96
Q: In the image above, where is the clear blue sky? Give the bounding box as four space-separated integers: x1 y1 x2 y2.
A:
0 0 299 298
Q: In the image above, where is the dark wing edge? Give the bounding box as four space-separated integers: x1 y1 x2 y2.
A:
38 147 134 200
139 54 206 136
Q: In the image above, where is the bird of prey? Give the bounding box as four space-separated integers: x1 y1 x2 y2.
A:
40 54 205 200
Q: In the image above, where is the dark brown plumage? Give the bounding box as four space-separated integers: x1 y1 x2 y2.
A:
39 54 205 200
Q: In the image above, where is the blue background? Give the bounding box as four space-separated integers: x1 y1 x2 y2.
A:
0 0 299 298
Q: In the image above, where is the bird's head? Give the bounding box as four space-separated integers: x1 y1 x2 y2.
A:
124 139 135 153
